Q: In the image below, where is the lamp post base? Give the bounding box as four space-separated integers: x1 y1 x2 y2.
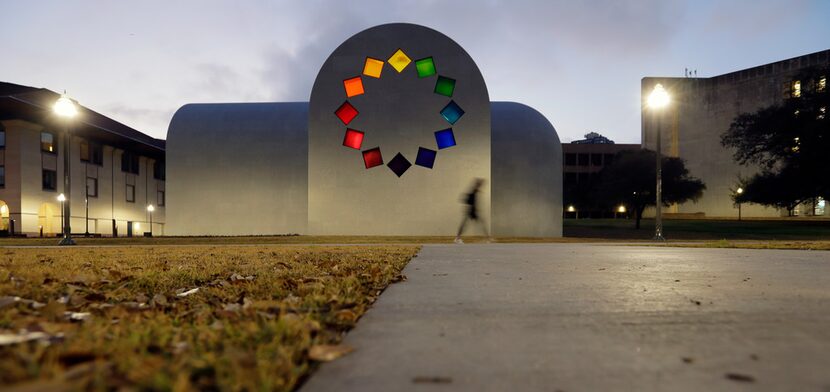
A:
58 236 76 246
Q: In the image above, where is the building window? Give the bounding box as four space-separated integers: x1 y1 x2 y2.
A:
86 177 98 198
578 153 589 166
157 190 165 206
121 152 139 174
91 143 103 165
0 128 5 148
0 167 4 188
564 153 576 166
41 132 55 153
819 76 827 93
80 139 90 162
591 153 602 166
819 106 826 120
153 161 165 180
604 154 614 165
126 184 135 202
792 80 801 97
42 169 57 191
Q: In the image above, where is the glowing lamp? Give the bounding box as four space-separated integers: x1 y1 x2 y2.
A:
647 84 670 109
53 93 78 118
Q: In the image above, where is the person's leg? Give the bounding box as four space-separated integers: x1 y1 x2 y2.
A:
456 216 469 243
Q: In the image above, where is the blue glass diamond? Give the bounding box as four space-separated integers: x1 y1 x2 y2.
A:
435 129 456 149
415 147 437 168
440 100 465 124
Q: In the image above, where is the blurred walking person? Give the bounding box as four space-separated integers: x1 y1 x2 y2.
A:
455 178 489 244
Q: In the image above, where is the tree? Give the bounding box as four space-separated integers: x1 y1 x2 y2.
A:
722 68 830 212
592 149 706 229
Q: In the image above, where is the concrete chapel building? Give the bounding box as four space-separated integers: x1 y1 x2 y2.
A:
167 23 562 236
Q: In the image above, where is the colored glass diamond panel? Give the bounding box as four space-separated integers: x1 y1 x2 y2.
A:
343 129 364 150
343 76 364 98
435 129 456 149
335 101 358 125
415 57 436 78
362 147 383 169
415 147 437 169
440 100 464 125
434 76 455 97
387 153 412 177
388 49 411 73
363 57 384 78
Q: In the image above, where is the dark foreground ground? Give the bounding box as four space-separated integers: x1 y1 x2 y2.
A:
565 218 830 240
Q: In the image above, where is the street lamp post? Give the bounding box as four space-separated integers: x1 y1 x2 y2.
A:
147 205 154 237
57 193 66 236
54 92 78 245
85 198 89 237
648 83 670 241
736 187 744 221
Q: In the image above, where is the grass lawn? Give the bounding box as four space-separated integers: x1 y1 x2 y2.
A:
565 218 830 240
0 245 419 391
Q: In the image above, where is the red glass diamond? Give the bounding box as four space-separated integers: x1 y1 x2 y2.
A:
343 129 364 149
335 101 358 125
362 147 383 169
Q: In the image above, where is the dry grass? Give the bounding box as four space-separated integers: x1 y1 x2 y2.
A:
664 240 830 251
0 235 605 247
0 245 419 391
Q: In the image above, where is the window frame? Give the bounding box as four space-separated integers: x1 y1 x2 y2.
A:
80 139 90 162
41 132 56 154
157 190 165 207
86 177 98 198
42 169 57 191
126 183 135 203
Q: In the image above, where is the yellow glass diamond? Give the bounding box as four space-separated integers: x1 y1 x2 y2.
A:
363 57 384 78
388 49 411 73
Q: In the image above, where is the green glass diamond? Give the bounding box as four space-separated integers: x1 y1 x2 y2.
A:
434 76 456 97
415 57 436 78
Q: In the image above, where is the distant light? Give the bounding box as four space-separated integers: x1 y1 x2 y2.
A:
567 205 576 212
134 223 140 231
736 187 744 195
147 205 155 212
647 83 670 109
57 193 66 202
53 92 78 118
617 205 626 213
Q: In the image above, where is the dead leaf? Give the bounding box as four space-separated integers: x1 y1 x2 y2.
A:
308 344 353 362
0 296 18 309
151 294 168 307
0 331 50 346
176 288 200 297
65 312 91 322
335 309 357 324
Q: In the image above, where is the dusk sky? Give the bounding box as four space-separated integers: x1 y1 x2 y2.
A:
2 0 828 143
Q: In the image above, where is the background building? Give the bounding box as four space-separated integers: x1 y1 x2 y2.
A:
0 82 166 237
642 49 830 218
167 23 563 237
562 133 639 218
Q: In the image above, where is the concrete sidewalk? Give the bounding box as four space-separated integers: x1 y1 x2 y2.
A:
301 244 830 392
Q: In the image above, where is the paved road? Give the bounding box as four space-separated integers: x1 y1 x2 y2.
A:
302 244 830 392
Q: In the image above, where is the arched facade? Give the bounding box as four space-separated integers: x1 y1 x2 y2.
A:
166 24 562 237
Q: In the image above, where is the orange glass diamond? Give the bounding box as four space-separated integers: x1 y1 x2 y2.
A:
363 57 384 78
343 76 364 98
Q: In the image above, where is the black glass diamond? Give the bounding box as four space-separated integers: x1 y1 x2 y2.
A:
387 153 412 177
